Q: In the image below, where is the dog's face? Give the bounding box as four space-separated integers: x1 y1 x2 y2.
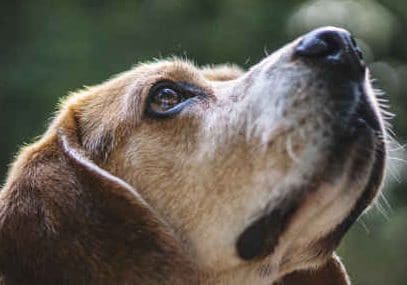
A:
0 27 386 284
88 27 385 279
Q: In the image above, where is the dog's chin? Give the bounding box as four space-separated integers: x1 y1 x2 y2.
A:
236 84 385 266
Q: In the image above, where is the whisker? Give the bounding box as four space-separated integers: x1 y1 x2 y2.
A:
388 143 406 152
386 162 402 183
374 196 391 221
357 216 371 234
388 156 407 164
263 46 270 57
379 192 393 214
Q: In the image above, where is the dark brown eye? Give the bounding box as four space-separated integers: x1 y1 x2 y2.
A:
150 88 182 112
146 81 201 118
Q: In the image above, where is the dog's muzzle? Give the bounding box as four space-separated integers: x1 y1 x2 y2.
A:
236 27 385 261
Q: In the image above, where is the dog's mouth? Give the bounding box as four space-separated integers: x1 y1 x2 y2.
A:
236 92 384 261
236 29 386 263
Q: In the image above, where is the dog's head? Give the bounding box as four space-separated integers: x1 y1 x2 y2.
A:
0 27 386 284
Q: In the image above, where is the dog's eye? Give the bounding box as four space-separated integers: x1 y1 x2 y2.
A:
150 88 182 112
146 81 201 118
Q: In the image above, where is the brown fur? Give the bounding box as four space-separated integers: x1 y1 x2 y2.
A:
0 31 385 284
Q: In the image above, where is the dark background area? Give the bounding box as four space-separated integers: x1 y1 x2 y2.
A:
1 1 406 284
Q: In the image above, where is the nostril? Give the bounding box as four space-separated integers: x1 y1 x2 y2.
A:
350 36 357 47
294 27 366 75
295 29 347 58
295 37 330 57
356 47 364 60
349 35 364 61
322 34 343 56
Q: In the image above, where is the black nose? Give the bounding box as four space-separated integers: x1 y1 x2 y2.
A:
295 27 365 73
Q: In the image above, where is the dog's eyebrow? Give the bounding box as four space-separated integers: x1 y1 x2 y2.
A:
176 81 209 98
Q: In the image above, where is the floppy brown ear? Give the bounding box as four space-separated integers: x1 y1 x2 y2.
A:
278 254 351 285
0 116 194 284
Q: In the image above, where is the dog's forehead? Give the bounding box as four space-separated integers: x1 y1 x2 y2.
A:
127 59 244 91
130 59 204 83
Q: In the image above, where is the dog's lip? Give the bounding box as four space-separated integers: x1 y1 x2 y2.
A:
311 100 385 252
236 92 383 262
236 192 304 260
236 181 321 261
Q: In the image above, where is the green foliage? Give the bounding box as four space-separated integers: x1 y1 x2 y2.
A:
0 1 406 284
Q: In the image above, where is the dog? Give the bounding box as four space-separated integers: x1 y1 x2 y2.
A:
0 26 387 284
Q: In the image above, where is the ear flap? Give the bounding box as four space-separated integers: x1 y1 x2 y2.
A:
278 254 350 285
0 120 194 284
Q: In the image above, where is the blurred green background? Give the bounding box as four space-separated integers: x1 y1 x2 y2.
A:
1 1 406 284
